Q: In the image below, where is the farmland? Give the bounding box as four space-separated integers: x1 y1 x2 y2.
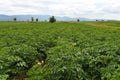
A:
0 21 120 80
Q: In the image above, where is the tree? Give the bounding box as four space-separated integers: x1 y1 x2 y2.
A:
49 16 56 23
77 19 80 22
102 20 104 21
31 17 34 22
13 17 17 21
36 18 38 22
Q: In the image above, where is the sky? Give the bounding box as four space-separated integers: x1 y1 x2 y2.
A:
0 0 120 20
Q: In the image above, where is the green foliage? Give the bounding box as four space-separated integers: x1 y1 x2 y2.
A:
49 16 56 23
36 18 38 22
13 18 16 21
0 21 120 80
0 75 9 80
31 17 34 22
77 19 80 22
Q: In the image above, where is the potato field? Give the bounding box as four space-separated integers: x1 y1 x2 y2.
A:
0 21 120 80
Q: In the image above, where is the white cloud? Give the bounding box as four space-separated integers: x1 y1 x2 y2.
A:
0 0 120 20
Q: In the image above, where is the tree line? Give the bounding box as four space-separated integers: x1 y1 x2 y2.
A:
13 16 56 23
13 16 105 22
13 16 85 23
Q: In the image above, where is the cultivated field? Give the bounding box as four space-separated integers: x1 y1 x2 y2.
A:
0 21 120 80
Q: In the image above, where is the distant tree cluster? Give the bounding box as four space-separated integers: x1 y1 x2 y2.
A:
96 20 104 21
13 17 17 21
31 16 57 23
13 16 57 22
77 19 80 22
49 16 56 23
30 17 39 22
31 17 34 22
36 18 38 22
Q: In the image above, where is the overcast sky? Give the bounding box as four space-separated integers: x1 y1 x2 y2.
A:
0 0 120 20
